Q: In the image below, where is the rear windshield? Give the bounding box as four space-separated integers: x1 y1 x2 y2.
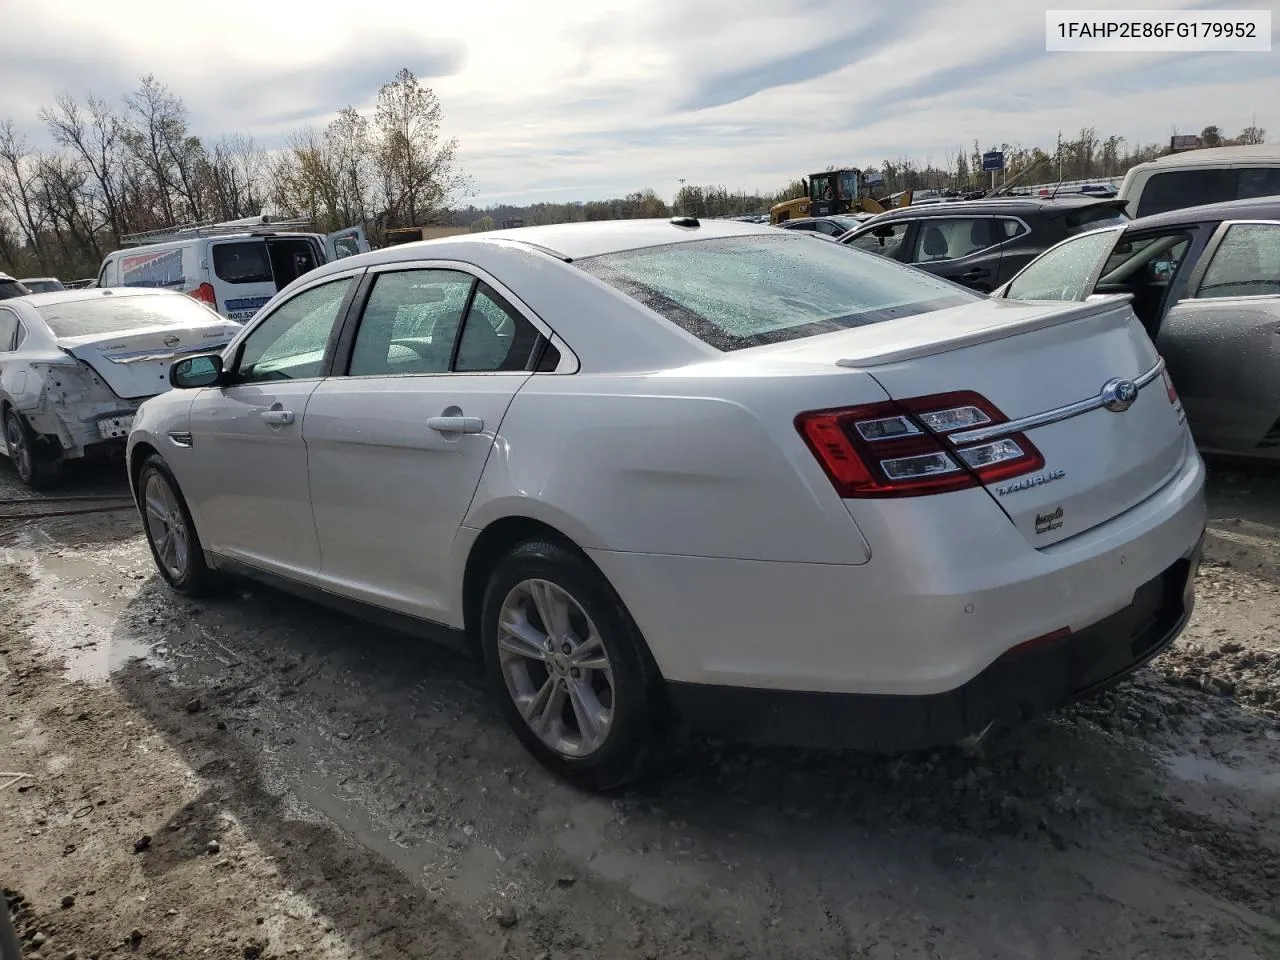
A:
35 294 222 339
1136 167 1280 218
212 241 273 284
1060 204 1129 235
0 279 29 300
575 233 977 351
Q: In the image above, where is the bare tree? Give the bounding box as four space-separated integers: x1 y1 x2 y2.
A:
373 68 470 227
0 122 51 270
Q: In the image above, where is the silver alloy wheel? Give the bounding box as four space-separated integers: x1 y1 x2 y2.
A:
5 414 31 483
497 578 615 758
143 472 189 580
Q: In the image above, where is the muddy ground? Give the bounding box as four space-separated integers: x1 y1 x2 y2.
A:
1 459 1278 960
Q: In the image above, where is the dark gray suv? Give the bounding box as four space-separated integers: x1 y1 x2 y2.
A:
837 197 1128 292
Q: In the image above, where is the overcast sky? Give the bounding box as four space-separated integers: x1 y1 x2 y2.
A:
1 0 1275 206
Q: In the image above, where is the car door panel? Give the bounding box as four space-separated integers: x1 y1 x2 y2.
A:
304 266 544 623
1159 299 1280 453
305 375 528 619
184 382 324 574
179 274 358 580
1158 221 1280 454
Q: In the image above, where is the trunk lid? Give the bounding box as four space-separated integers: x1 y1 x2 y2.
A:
61 323 239 400
769 296 1188 547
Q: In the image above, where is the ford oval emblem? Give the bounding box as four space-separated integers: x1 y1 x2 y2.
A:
163 336 180 348
1101 377 1139 413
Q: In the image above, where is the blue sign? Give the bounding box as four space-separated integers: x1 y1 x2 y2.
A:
982 151 1005 171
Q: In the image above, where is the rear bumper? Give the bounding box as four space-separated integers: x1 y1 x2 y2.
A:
668 534 1202 751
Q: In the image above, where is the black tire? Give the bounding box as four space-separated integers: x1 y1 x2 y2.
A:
137 454 221 596
480 539 667 791
4 408 62 491
0 899 21 960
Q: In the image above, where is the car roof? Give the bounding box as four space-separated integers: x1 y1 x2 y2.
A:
857 195 1120 223
1132 144 1280 169
19 277 59 283
312 217 777 273
1128 196 1280 230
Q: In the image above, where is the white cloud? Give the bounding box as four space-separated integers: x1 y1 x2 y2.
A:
0 0 1274 206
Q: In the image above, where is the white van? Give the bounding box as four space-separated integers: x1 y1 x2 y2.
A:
97 217 370 322
1119 144 1280 219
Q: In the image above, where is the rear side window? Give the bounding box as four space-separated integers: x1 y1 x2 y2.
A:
1197 223 1280 299
0 279 29 300
34 293 223 338
212 241 273 284
1136 168 1280 218
576 233 976 351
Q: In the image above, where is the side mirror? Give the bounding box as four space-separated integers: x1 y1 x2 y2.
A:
170 353 223 389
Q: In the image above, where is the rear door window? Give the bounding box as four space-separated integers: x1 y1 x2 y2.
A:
1196 223 1280 299
910 218 995 262
212 241 273 284
0 309 18 349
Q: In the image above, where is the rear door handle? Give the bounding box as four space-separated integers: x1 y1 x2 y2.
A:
961 268 990 280
260 410 295 426
426 416 484 434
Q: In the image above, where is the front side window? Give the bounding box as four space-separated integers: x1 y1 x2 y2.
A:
348 269 473 377
1004 229 1121 301
235 277 352 383
911 218 995 262
576 233 976 351
212 241 274 285
1197 223 1280 299
845 220 910 258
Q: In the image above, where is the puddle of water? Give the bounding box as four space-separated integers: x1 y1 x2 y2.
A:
1164 754 1280 792
6 536 167 682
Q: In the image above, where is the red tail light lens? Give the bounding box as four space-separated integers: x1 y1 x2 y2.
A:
796 390 1044 498
1162 368 1178 404
188 283 217 307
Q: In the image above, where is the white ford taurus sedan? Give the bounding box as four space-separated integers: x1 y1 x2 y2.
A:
127 217 1206 789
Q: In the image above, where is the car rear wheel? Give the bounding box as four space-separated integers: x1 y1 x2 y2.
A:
4 409 61 490
480 539 666 790
138 454 219 596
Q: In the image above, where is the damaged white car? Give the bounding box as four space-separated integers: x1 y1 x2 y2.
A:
0 288 240 489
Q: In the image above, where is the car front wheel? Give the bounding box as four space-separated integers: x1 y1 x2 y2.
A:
480 539 666 791
138 454 219 596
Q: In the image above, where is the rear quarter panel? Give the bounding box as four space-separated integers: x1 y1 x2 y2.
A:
463 368 891 564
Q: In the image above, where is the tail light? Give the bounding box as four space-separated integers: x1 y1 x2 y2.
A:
796 390 1044 498
188 283 217 307
1161 365 1186 421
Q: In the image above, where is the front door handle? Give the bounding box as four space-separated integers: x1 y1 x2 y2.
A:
426 415 484 434
260 409 296 426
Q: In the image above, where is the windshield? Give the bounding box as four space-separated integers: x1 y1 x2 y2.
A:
35 293 223 339
575 233 977 351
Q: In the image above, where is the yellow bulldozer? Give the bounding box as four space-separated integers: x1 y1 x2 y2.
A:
769 168 911 224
